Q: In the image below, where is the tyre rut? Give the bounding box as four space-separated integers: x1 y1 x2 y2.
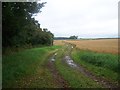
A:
46 52 70 88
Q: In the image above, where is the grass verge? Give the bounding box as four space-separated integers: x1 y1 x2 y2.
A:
3 46 61 88
71 48 119 83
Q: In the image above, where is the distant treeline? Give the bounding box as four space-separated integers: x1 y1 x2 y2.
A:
79 38 119 40
54 37 70 40
2 2 54 48
54 36 78 40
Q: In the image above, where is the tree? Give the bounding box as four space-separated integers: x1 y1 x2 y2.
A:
2 2 54 48
42 28 54 45
69 35 78 39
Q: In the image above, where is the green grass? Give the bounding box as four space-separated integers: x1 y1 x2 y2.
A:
3 44 119 88
55 47 102 88
3 46 61 88
71 48 119 82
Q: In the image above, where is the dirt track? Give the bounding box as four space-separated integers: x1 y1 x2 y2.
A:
47 42 118 88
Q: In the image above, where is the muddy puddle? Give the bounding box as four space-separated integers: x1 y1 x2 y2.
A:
65 56 77 68
50 53 57 62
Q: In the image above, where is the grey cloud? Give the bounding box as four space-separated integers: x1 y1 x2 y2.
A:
35 0 119 38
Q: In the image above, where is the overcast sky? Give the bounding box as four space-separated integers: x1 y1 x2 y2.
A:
35 0 119 38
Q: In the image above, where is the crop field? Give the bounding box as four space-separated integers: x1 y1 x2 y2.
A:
53 40 64 46
54 39 119 54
